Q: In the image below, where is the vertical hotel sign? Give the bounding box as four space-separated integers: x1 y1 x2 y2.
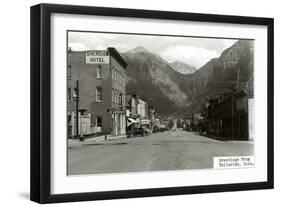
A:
86 50 109 64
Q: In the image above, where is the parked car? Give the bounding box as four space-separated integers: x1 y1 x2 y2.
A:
159 125 168 132
127 124 150 137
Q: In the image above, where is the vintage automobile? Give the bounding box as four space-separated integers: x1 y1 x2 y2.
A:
127 124 150 137
127 119 151 138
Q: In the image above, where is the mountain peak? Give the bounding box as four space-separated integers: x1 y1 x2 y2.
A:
127 46 148 54
171 60 183 64
170 61 197 74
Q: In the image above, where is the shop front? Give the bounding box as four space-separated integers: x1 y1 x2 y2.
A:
112 112 126 136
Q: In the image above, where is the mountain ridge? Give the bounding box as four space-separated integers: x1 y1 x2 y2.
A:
121 40 253 117
122 46 191 116
179 39 254 116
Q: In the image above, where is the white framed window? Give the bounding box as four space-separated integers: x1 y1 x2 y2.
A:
96 87 102 102
73 87 78 98
67 88 71 101
97 65 102 79
111 70 114 80
67 65 71 79
112 88 115 102
115 90 119 103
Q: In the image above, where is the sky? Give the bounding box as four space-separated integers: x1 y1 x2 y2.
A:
68 31 237 69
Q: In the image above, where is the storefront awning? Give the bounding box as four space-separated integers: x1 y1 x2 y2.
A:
127 117 139 126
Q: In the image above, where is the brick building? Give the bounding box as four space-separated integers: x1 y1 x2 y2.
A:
67 47 127 138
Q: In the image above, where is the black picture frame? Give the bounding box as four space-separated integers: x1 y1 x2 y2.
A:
30 3 274 204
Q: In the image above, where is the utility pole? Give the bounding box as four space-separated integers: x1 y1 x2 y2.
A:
231 92 234 140
75 80 80 140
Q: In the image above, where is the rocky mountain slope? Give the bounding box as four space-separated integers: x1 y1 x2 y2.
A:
180 40 254 115
121 40 254 117
122 46 190 115
170 61 197 74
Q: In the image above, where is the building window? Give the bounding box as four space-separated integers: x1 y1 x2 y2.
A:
112 67 116 80
96 87 102 102
67 65 71 79
114 90 116 103
97 65 102 79
112 88 115 102
97 117 102 127
67 88 71 101
113 70 115 80
73 87 78 98
115 90 119 103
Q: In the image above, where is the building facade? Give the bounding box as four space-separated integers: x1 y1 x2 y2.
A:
204 89 253 140
125 95 151 120
137 98 147 119
126 94 138 118
125 94 156 133
67 47 127 138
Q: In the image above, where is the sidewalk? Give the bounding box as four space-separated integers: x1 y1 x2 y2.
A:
68 134 127 148
196 132 254 143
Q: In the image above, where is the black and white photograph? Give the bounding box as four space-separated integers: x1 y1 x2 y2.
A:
28 2 274 204
67 31 255 175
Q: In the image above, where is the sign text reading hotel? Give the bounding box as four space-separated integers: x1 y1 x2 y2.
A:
86 50 109 64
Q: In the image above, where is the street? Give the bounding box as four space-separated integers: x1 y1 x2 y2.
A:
68 130 253 175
